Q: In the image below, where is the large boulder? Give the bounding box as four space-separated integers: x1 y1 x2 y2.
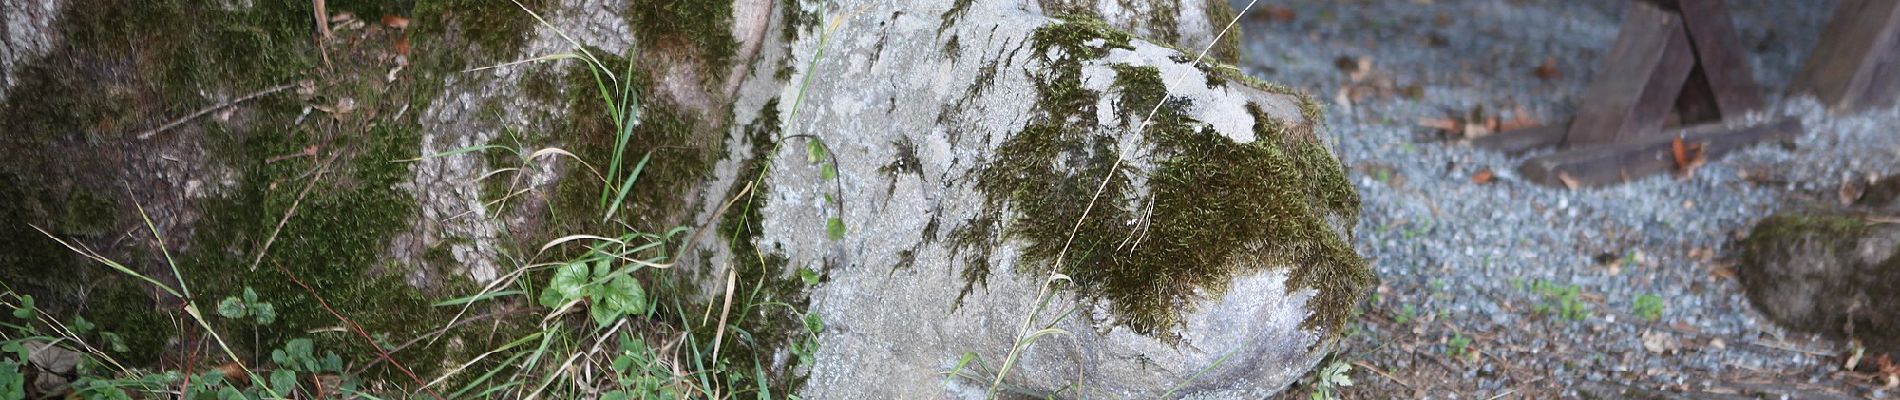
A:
1739 211 1900 351
0 0 1368 397
696 0 1375 397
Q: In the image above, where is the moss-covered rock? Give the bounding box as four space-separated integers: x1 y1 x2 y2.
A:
1737 212 1900 351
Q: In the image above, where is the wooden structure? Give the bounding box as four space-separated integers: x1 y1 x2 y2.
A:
1473 0 1806 188
1794 0 1900 113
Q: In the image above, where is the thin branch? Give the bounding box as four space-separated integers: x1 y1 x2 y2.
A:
136 82 301 140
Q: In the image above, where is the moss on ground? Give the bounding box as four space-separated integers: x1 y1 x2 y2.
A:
957 17 1372 337
1204 0 1242 64
0 0 549 382
627 0 737 81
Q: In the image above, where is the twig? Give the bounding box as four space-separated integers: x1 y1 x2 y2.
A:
136 83 300 140
1351 360 1412 389
249 149 341 271
273 263 440 398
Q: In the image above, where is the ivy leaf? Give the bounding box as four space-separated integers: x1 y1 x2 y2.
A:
242 287 259 305
252 303 276 325
12 295 33 319
806 140 826 163
216 297 246 319
550 262 590 302
598 275 646 317
826 217 846 240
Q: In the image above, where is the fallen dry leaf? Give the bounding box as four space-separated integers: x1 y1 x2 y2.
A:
1472 169 1495 184
393 36 411 56
1499 105 1541 131
1642 330 1681 354
382 15 411 29
1672 137 1706 177
1264 6 1295 23
1841 178 1866 205
1534 57 1562 80
1558 172 1581 189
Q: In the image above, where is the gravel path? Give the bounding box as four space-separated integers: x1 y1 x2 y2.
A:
1233 0 1897 397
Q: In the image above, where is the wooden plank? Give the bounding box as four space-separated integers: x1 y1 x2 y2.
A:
1794 0 1900 112
1863 27 1900 111
1674 0 1766 117
1566 1 1697 146
1519 118 1803 188
1469 124 1568 156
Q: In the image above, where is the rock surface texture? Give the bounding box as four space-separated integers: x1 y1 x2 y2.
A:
704 0 1372 398
0 0 1368 397
1738 184 1900 352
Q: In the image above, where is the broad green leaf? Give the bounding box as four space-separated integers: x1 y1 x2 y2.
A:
550 262 590 301
537 288 565 309
599 275 646 316
253 303 276 325
242 287 259 304
217 297 246 319
826 218 846 240
820 162 836 180
589 300 618 327
270 370 296 394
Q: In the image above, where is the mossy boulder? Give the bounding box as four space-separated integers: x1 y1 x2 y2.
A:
709 0 1371 397
1738 212 1900 351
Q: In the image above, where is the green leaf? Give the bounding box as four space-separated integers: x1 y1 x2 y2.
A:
598 275 646 316
826 217 846 240
322 352 342 372
12 295 33 319
820 162 837 180
242 287 259 305
550 262 590 302
806 140 826 163
433 290 524 307
798 267 820 286
602 390 631 400
217 297 246 319
71 315 94 335
592 258 612 279
1 360 24 400
537 287 566 309
101 332 128 353
589 300 618 327
270 370 296 394
803 313 825 334
218 384 243 400
253 303 276 325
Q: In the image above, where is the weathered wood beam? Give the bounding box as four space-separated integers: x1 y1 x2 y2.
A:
1672 0 1765 117
1794 0 1900 113
1566 1 1697 146
1469 124 1568 156
1519 118 1803 188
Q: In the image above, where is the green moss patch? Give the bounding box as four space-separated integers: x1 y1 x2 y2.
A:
957 18 1372 338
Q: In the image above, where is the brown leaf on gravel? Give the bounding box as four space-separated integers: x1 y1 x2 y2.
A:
1500 106 1541 131
1335 56 1373 82
1472 169 1495 184
1263 6 1296 23
1672 138 1706 177
1558 172 1581 189
1534 57 1562 80
1840 178 1866 205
